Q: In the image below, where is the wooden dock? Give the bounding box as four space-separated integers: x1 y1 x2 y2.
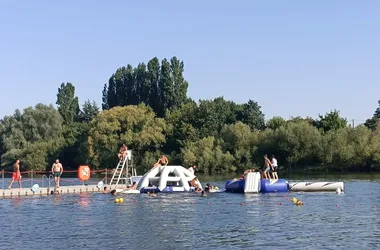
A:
0 184 125 198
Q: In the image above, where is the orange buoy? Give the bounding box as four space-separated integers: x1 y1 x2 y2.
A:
78 165 91 181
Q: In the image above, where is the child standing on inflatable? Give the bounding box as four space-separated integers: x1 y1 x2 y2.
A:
8 159 22 189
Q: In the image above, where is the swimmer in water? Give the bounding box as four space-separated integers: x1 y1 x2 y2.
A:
191 177 202 192
110 189 117 196
103 186 109 194
125 182 137 190
205 183 214 192
201 190 207 197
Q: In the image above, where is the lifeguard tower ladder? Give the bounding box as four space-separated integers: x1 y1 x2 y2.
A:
109 150 137 187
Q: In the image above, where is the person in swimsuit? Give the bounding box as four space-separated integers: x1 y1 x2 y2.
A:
8 159 22 189
153 155 168 168
187 165 197 175
191 177 202 192
263 155 272 180
243 168 256 177
125 181 137 190
271 155 278 180
51 159 63 188
117 144 128 161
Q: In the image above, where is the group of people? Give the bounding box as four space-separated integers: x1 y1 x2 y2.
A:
8 159 63 189
263 154 278 180
239 154 279 180
8 144 278 193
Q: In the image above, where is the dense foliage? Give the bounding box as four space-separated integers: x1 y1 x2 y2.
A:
1 57 380 173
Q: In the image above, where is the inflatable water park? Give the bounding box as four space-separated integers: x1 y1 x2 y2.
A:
224 172 344 193
0 149 344 198
137 165 202 193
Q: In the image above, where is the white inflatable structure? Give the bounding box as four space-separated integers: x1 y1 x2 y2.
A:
137 165 202 192
289 182 344 192
244 172 261 193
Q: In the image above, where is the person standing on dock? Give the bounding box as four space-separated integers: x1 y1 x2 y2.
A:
271 155 278 180
8 159 22 189
51 159 63 188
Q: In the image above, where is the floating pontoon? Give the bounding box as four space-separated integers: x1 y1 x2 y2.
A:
289 182 344 192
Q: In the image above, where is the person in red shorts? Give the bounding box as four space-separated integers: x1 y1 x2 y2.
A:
8 159 22 189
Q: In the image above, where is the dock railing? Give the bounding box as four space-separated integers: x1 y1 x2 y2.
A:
1 168 125 190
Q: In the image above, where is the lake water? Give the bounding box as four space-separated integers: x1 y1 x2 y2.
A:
1 174 380 250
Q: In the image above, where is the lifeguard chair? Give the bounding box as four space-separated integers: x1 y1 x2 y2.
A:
109 150 138 188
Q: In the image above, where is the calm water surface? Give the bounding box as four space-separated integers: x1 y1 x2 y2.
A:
1 175 380 250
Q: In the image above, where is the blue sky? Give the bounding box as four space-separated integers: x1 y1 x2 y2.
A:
1 1 379 123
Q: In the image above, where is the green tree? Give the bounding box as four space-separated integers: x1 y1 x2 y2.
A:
0 104 64 170
364 100 380 130
266 116 286 130
147 57 161 114
257 121 323 168
170 57 189 109
321 128 354 169
364 117 379 131
56 82 80 124
220 122 258 172
240 100 266 130
287 116 316 126
195 97 241 138
368 125 380 170
164 101 199 155
78 100 100 123
315 110 347 132
158 58 174 116
101 57 189 117
374 100 380 118
181 136 234 174
88 104 167 170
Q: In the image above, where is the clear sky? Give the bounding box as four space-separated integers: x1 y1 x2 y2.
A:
1 1 379 124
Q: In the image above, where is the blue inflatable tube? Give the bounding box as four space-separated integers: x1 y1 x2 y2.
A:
225 179 245 193
225 178 289 193
140 187 160 193
260 179 289 193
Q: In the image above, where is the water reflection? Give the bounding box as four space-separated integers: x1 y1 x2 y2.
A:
11 197 23 207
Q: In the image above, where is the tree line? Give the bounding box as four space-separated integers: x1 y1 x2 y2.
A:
1 56 380 174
